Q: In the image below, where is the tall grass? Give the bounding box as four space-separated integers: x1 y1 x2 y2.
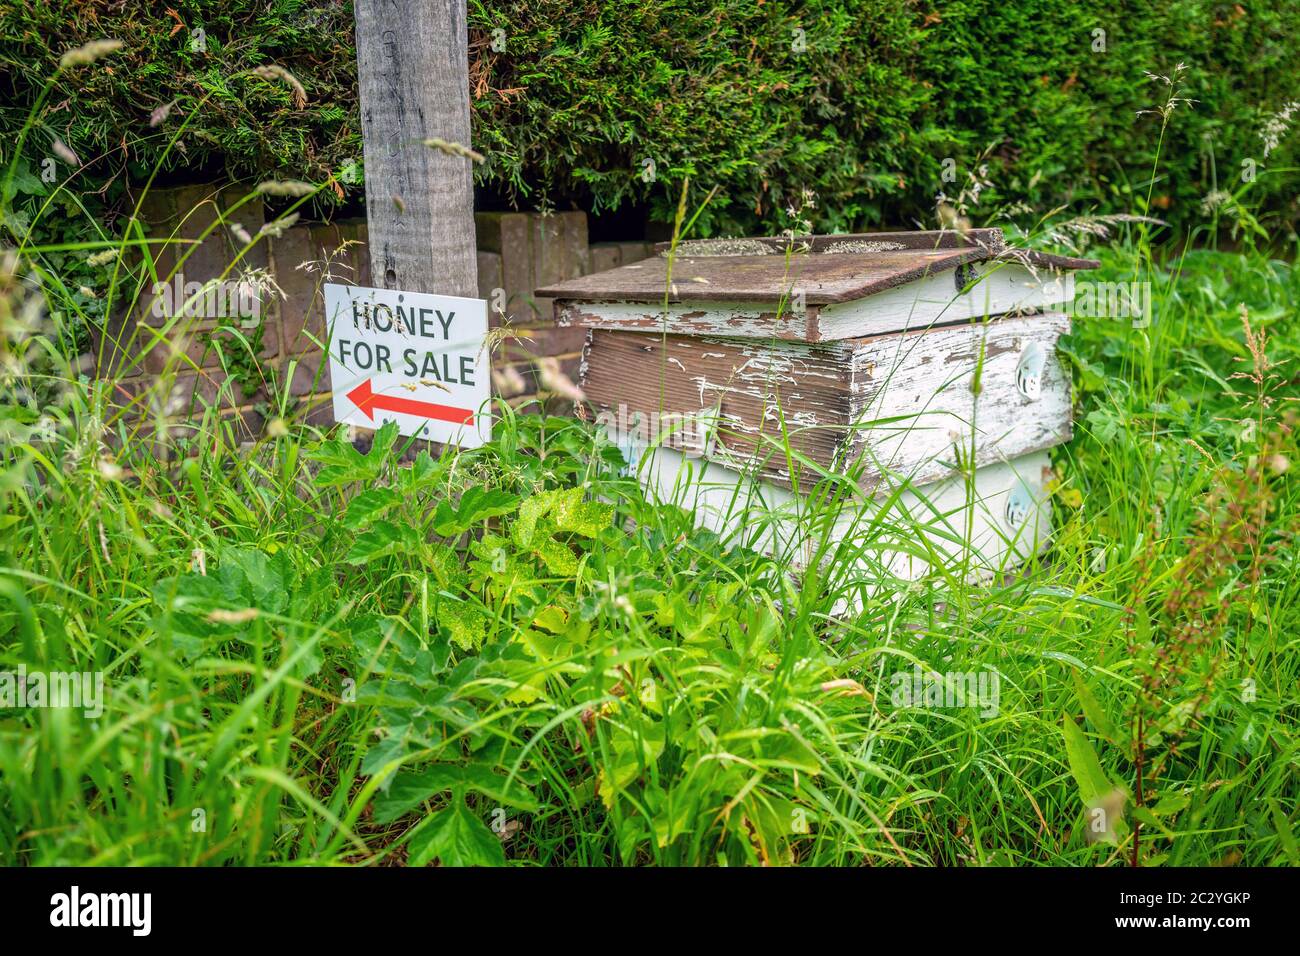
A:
1 44 1297 867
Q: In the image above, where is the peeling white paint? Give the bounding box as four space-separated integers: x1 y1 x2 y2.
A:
632 443 1055 588
817 264 1072 340
558 300 811 340
558 263 1071 342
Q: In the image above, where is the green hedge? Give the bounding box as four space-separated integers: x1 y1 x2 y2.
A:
2 0 1299 234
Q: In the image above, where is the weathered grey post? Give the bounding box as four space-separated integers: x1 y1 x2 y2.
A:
353 0 478 298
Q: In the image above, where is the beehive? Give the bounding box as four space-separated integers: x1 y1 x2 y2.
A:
537 229 1097 581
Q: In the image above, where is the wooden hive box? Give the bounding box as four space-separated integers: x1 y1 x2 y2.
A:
537 229 1097 582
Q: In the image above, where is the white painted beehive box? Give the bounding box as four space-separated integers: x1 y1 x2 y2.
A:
537 229 1096 583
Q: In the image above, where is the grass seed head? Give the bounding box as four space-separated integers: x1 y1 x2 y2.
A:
250 64 307 108
255 180 317 198
420 138 485 164
59 39 123 69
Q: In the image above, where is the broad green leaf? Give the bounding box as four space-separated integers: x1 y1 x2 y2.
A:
1062 714 1112 804
438 599 489 650
305 436 369 486
1134 602 1152 645
373 765 465 824
369 420 401 459
423 545 461 588
432 486 520 536
374 764 536 824
741 794 806 865
1268 798 1300 865
307 420 400 486
531 537 578 576
762 733 822 775
513 486 612 546
343 487 402 530
360 727 412 777
6 160 46 198
512 490 553 547
533 604 569 634
214 545 293 614
352 614 420 666
456 764 539 812
550 486 614 537
346 521 408 564
406 795 504 867
1130 805 1173 836
1071 670 1119 743
398 450 444 491
597 722 666 811
305 436 365 470
1151 791 1190 816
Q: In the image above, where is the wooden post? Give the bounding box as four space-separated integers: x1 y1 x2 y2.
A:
353 0 478 298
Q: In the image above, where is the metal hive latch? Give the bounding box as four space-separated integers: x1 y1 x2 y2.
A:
954 261 977 293
1005 479 1035 529
1015 340 1047 400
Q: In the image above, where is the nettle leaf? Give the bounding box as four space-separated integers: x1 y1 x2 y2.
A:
432 486 520 537
361 725 414 778
533 604 570 634
6 159 46 199
214 545 294 615
150 573 231 658
511 487 613 576
1055 339 1107 393
307 420 401 486
374 763 537 824
398 450 446 493
1084 407 1123 445
423 544 462 589
550 486 615 537
306 436 366 471
353 614 420 667
512 489 556 546
597 721 666 811
150 546 301 661
438 598 489 651
343 487 402 531
346 521 417 565
406 794 504 867
456 764 538 812
467 533 532 590
530 537 580 576
306 438 368 487
369 420 401 458
357 680 427 709
373 765 465 823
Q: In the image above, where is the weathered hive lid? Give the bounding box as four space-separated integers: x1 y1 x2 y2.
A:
537 229 1098 342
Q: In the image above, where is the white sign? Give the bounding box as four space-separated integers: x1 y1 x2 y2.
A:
323 283 491 447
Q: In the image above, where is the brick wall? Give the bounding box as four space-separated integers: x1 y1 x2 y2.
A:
94 184 651 440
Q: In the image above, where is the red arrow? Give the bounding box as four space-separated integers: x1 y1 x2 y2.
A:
346 378 475 426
